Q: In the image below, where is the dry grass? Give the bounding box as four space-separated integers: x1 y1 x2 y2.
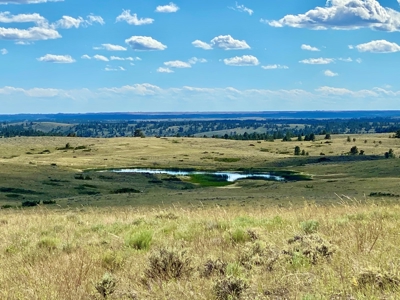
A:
0 134 398 172
0 201 399 299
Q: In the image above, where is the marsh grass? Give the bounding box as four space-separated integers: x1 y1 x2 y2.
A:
0 201 399 299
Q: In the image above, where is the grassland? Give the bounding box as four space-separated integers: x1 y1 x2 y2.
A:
0 202 399 299
0 134 400 298
0 133 400 208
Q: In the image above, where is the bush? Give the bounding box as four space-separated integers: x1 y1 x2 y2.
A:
21 200 40 207
125 230 153 250
230 228 251 244
214 276 248 300
95 273 116 298
144 247 193 281
301 220 319 234
385 149 396 159
201 258 227 278
350 146 359 155
356 268 400 291
294 146 301 156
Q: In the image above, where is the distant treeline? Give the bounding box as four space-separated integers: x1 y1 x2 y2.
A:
0 124 63 138
1 118 400 139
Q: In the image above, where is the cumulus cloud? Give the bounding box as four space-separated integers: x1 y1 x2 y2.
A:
1 48 7 54
299 58 334 64
223 55 259 66
116 10 154 25
105 66 125 72
188 57 207 64
229 2 253 15
93 54 109 61
155 2 179 13
264 0 400 32
0 11 46 24
192 35 250 50
262 64 289 69
54 14 104 28
95 44 127 51
110 56 136 61
125 36 167 51
54 16 84 29
355 39 400 53
338 57 352 62
157 67 174 73
81 54 91 59
164 60 191 68
301 44 320 51
324 70 338 77
192 40 212 50
0 26 61 41
37 54 75 63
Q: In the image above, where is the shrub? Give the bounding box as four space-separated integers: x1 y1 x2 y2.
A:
294 146 301 156
42 200 56 205
350 146 359 155
21 200 40 207
300 220 319 234
201 258 227 278
144 247 193 281
356 268 400 291
284 234 335 265
125 230 153 250
230 228 251 244
214 276 248 300
385 149 395 159
95 273 116 298
37 237 59 250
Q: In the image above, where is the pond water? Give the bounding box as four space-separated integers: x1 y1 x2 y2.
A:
109 168 285 182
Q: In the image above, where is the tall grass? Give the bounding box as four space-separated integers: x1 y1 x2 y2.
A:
0 201 399 299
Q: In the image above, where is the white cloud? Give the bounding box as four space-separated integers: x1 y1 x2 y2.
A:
96 44 127 51
164 60 191 68
211 35 250 50
116 10 154 25
1 48 7 54
301 44 320 51
93 54 109 62
110 56 136 61
54 15 104 29
188 57 207 64
105 66 125 72
0 12 46 24
192 40 212 50
193 35 250 50
338 57 352 62
37 54 75 63
229 2 253 15
157 67 174 73
264 0 400 32
81 54 91 59
356 58 362 63
299 58 334 64
125 36 167 51
155 2 179 13
86 15 104 26
355 39 400 53
0 26 61 41
324 70 338 77
0 0 62 3
54 16 84 29
223 55 259 66
262 64 289 69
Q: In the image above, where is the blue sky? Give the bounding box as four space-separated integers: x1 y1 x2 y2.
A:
1 0 400 113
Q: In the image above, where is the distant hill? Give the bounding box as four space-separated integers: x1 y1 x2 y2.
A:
0 111 400 122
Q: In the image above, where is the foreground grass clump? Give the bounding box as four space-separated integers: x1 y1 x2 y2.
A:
0 201 400 299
